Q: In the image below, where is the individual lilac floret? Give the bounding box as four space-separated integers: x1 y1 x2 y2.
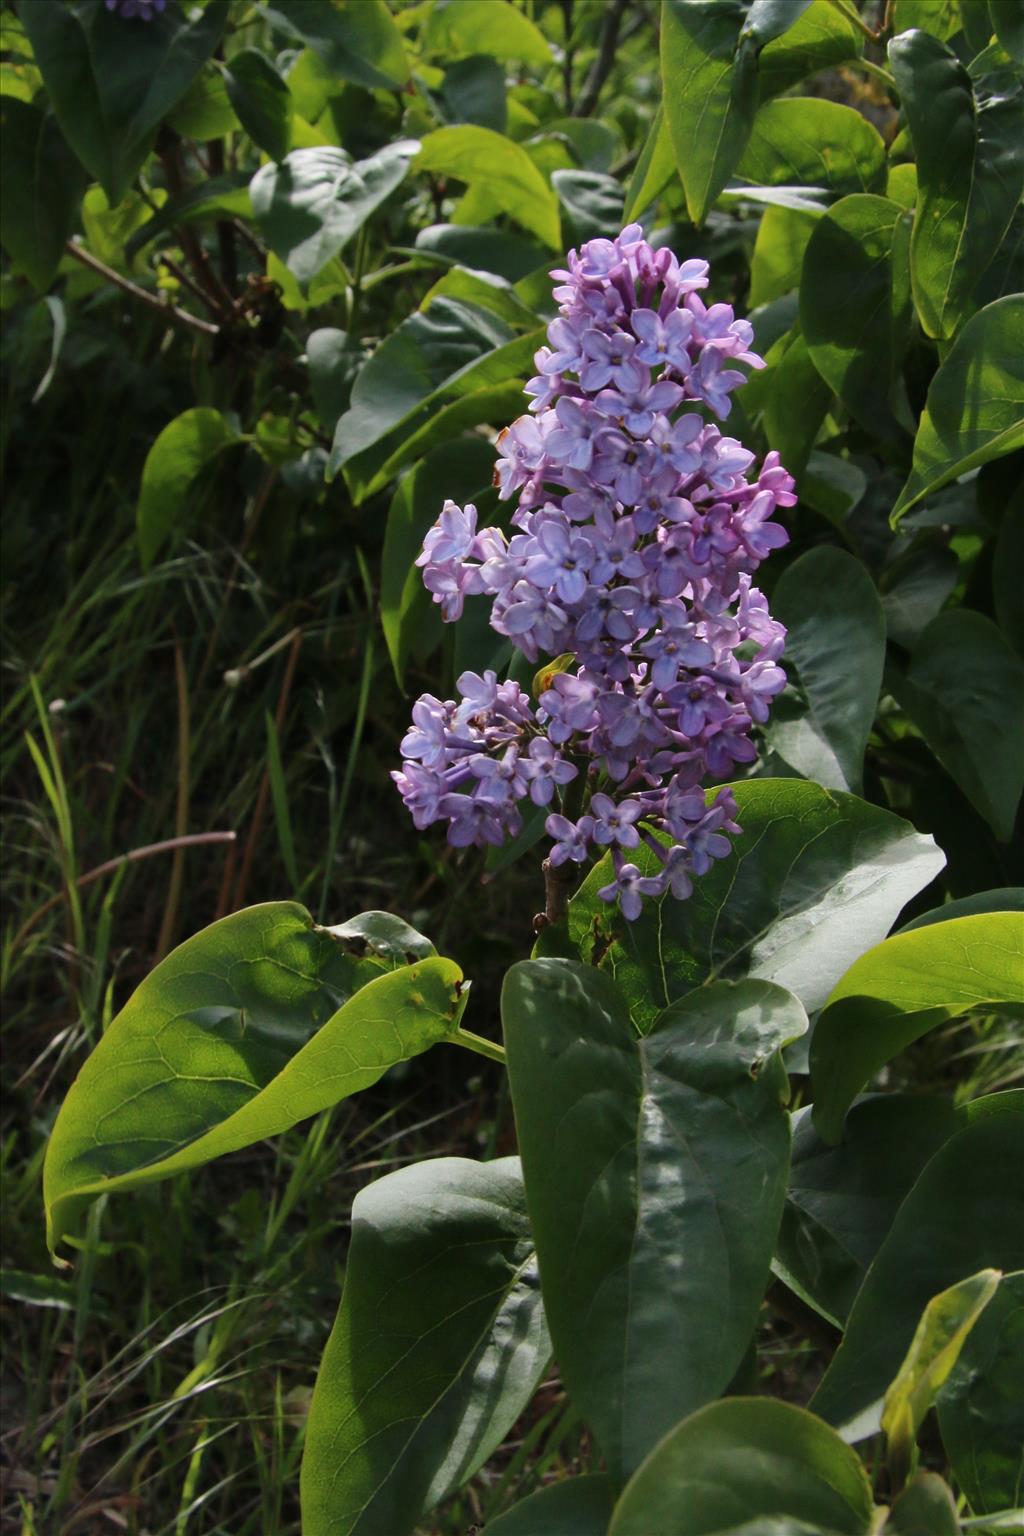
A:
398 224 793 920
105 0 167 16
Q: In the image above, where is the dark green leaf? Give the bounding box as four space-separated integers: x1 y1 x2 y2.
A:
608 1399 875 1535
545 118 620 174
0 99 86 292
900 888 1024 932
123 174 252 261
989 0 1024 63
937 1269 1024 1515
778 1096 963 1326
810 1094 1024 1432
330 296 542 501
891 1 961 43
553 169 624 245
301 1156 548 1536
224 47 292 163
757 0 862 100
883 1270 999 1493
879 546 959 650
251 139 419 284
885 1473 961 1535
888 29 1024 340
414 126 561 249
887 608 1024 842
413 223 548 283
306 326 360 430
891 297 1024 524
811 913 1024 1143
440 54 507 133
994 498 1024 655
771 548 886 793
736 98 886 195
43 902 465 1254
485 1479 614 1536
381 437 496 685
21 0 229 205
262 0 409 91
136 407 240 569
801 194 913 442
567 780 944 1033
504 960 805 1481
623 104 676 223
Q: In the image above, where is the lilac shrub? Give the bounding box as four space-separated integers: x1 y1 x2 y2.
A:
394 224 794 920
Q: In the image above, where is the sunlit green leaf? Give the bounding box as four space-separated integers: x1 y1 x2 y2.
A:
43 903 464 1255
301 1157 548 1536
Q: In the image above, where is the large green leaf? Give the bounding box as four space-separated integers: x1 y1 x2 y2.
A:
801 193 913 442
937 1270 1024 1515
887 608 1024 842
224 47 292 163
504 959 804 1482
136 407 240 570
623 104 676 223
811 913 1024 1142
889 30 1024 340
301 1156 548 1536
21 0 229 206
891 297 1024 523
414 126 561 249
749 204 821 307
330 295 542 501
423 0 552 65
250 140 418 285
810 1094 1024 1432
754 324 832 479
262 0 409 91
608 1399 875 1535
412 223 548 283
736 98 885 196
661 0 812 226
777 1095 962 1326
43 903 466 1255
485 1478 614 1536
882 1269 1000 1492
381 437 496 686
0 99 86 292
567 780 945 1033
771 548 886 793
756 0 862 100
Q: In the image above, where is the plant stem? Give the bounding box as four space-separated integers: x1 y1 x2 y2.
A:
64 240 220 338
452 1029 507 1066
536 857 577 931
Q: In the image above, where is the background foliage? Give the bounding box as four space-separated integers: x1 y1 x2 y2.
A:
1 0 1022 1531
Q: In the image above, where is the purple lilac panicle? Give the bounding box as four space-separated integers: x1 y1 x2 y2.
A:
105 0 167 17
394 224 793 919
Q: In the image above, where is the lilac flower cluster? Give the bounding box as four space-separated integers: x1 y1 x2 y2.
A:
394 224 793 920
104 0 166 18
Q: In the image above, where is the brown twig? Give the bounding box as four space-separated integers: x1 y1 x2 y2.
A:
7 833 237 960
534 858 578 933
157 253 224 318
573 0 628 116
64 240 220 338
